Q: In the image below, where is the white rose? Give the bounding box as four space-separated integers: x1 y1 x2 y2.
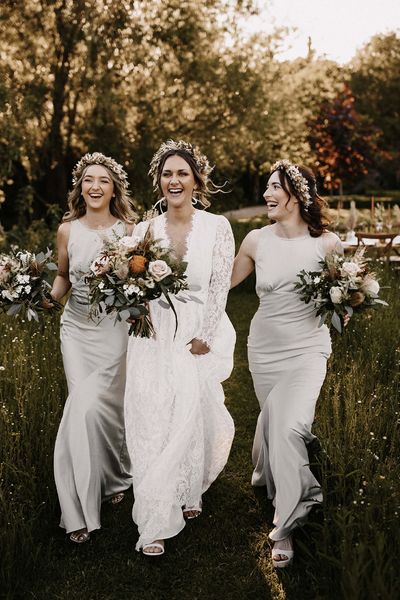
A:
340 261 361 278
90 255 110 276
361 276 380 296
148 260 172 282
24 285 31 294
98 282 105 290
329 286 343 304
119 236 141 249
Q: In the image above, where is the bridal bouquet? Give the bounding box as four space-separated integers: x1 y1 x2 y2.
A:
295 249 388 333
0 248 61 321
86 226 190 337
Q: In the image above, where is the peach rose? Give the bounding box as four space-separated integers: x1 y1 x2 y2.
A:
148 260 172 282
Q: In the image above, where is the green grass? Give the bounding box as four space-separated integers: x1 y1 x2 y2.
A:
1 266 399 600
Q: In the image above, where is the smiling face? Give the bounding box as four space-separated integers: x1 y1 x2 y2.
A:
263 170 299 220
160 155 196 209
81 164 114 211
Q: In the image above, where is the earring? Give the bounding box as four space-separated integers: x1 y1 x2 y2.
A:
191 196 198 206
152 197 167 213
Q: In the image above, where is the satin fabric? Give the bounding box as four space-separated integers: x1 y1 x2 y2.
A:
54 220 131 534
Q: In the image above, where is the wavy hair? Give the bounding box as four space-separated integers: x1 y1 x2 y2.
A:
269 165 330 237
62 163 137 224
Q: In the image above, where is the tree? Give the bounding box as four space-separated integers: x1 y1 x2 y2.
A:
350 32 400 187
307 84 381 192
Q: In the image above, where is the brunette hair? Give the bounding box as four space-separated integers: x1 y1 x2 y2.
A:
268 165 330 236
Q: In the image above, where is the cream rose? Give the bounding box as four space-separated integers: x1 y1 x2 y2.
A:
361 276 380 296
119 236 141 249
329 286 343 304
148 260 172 282
340 261 361 278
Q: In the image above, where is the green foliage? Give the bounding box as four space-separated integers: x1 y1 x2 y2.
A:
0 264 399 599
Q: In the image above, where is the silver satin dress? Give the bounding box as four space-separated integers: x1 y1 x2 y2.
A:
54 219 132 534
248 225 332 542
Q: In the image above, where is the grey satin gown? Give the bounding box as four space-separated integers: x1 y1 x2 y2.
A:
248 225 332 542
54 219 132 534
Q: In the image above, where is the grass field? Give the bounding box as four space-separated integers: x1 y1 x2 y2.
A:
1 263 399 600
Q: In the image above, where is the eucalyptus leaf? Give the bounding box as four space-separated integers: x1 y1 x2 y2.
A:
331 311 342 333
7 304 22 316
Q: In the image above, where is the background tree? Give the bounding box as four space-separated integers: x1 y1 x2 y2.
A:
350 32 400 188
307 84 381 193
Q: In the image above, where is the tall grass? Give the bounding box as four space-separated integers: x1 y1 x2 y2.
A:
0 221 399 598
0 317 66 598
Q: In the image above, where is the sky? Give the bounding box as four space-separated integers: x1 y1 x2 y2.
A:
241 0 400 63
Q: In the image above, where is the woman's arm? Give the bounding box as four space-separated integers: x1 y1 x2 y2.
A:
322 231 344 256
190 216 235 355
50 222 72 301
230 229 259 288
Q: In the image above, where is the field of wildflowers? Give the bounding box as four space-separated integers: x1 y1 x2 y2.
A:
0 227 399 599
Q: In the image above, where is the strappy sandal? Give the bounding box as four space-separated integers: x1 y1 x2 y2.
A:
271 536 294 568
142 541 165 556
69 529 90 544
110 492 125 505
183 502 202 520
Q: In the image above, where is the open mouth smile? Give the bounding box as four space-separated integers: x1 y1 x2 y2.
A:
266 201 278 209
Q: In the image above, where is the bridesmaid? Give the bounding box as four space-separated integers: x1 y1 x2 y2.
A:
48 153 136 543
231 160 343 568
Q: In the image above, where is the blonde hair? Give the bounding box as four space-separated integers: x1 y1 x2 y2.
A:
63 155 137 224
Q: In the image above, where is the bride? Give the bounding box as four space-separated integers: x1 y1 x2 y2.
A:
124 140 235 556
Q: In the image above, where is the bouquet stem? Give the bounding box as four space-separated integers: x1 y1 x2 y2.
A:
128 314 155 338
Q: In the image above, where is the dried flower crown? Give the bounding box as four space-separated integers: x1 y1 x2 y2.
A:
271 159 312 209
72 152 130 190
148 139 212 191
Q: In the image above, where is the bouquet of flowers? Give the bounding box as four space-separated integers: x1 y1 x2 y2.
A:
0 248 61 321
295 249 388 333
86 226 192 337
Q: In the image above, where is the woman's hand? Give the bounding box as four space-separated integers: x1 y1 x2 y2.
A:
41 296 55 310
343 312 351 327
188 338 210 355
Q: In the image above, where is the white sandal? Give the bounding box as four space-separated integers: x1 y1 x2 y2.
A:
271 537 294 568
142 541 165 556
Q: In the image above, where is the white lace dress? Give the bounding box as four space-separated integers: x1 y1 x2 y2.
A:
124 209 236 550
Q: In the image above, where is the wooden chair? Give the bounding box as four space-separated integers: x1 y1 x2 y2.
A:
355 232 400 261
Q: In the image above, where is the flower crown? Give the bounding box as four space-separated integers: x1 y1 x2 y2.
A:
72 152 130 190
271 159 312 209
148 139 212 191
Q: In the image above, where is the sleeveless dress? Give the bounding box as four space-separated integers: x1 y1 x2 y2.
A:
248 225 333 542
54 219 132 534
124 210 236 550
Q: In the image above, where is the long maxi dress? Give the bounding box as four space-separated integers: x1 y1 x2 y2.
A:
248 225 335 542
124 209 236 551
54 219 132 534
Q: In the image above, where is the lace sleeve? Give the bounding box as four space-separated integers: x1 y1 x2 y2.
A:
198 216 235 349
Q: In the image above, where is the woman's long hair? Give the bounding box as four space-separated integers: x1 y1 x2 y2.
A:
62 165 137 224
154 148 219 209
269 165 330 237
